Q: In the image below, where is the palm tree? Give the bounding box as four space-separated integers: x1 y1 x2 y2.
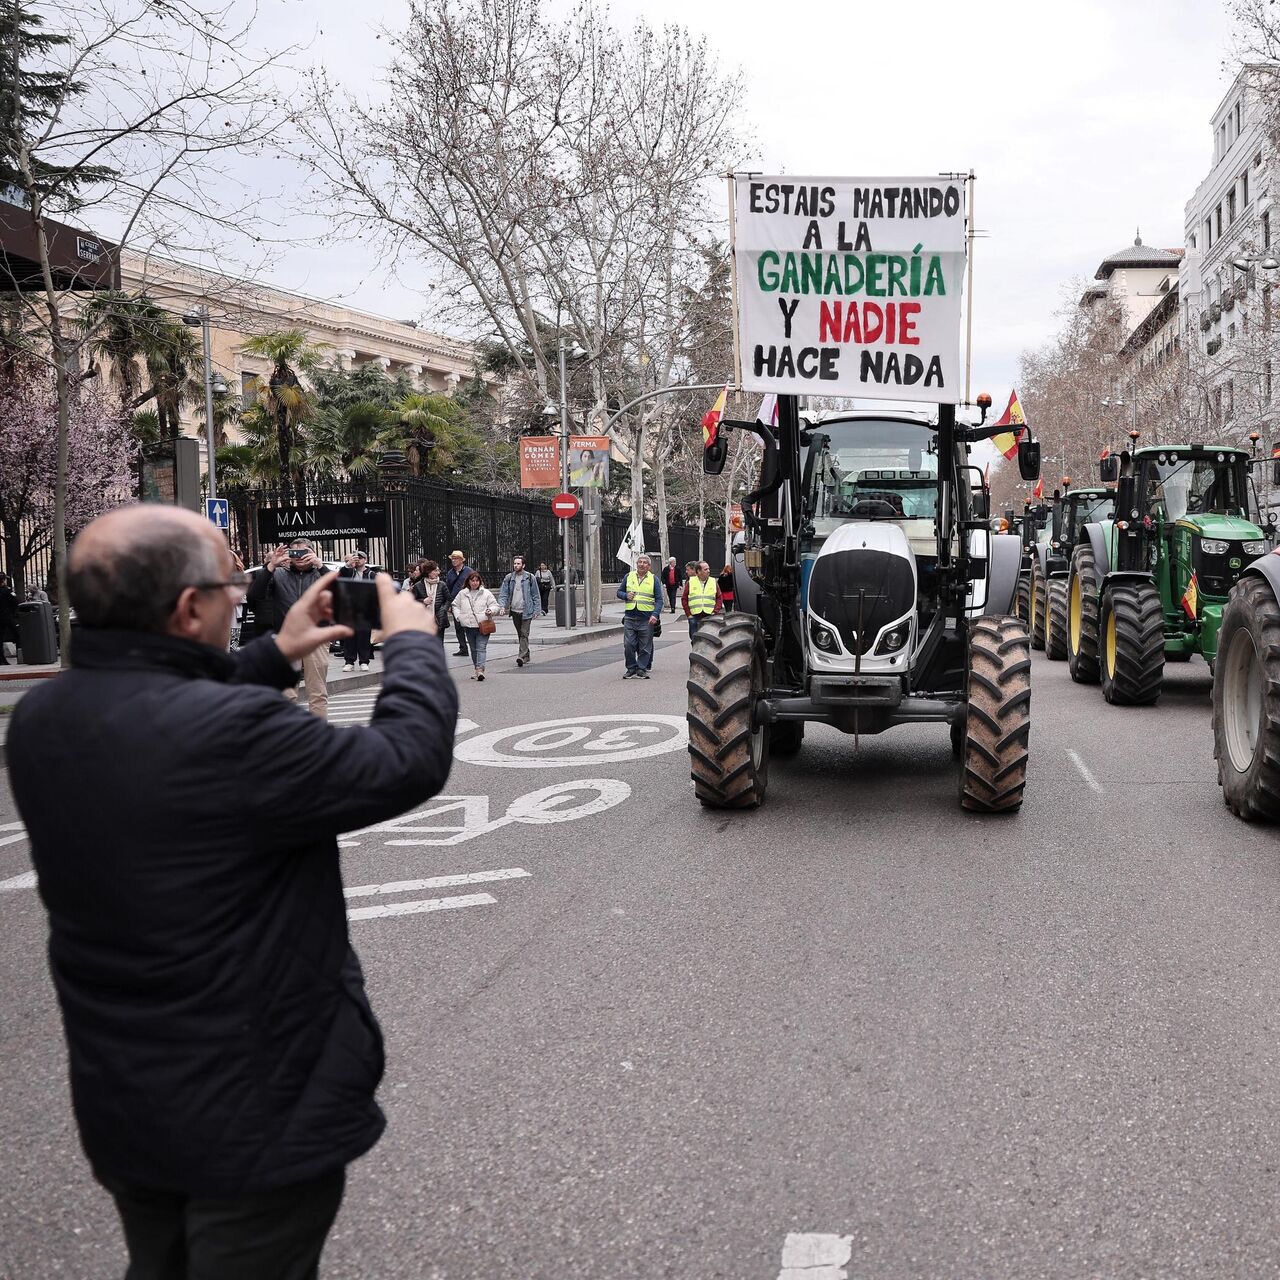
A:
196 380 241 451
80 291 167 409
240 330 326 501
393 391 483 477
308 401 404 483
143 317 202 440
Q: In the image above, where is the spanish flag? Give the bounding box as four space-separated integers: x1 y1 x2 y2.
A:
1181 572 1199 621
1033 476 1044 501
991 389 1027 460
702 384 728 449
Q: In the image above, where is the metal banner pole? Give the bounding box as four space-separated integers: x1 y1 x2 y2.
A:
964 170 976 405
558 338 575 627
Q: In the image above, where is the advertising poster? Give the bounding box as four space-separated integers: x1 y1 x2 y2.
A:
520 436 562 489
569 435 610 488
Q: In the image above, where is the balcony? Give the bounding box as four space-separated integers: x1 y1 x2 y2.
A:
1200 311 1213 331
1211 301 1223 321
1207 336 1224 355
1224 294 1236 312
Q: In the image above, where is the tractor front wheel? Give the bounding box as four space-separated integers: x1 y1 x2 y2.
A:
1045 578 1069 660
1016 572 1032 630
1100 581 1165 705
1214 576 1280 821
959 615 1032 812
687 614 770 808
1067 546 1101 684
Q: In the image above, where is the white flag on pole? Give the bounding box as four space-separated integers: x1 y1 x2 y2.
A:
756 393 779 428
615 516 644 568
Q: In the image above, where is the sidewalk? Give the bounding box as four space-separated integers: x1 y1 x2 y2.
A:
0 603 633 764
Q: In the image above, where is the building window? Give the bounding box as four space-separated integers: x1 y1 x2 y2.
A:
1217 204 1224 237
1229 189 1237 223
1206 217 1214 248
1265 210 1271 249
240 372 258 410
1236 102 1242 136
1243 170 1250 206
1229 322 1237 340
1190 231 1197 250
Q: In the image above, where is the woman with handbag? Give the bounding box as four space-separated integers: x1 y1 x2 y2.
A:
413 559 452 634
451 570 499 680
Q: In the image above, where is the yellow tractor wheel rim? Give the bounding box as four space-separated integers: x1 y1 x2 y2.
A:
1070 575 1083 653
1105 608 1117 678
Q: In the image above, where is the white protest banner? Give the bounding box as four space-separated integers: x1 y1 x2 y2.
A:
733 175 966 403
615 517 644 569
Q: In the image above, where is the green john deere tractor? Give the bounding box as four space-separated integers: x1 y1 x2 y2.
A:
1065 442 1270 704
1012 501 1050 630
1029 483 1115 661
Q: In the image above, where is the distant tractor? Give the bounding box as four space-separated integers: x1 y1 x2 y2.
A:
1065 441 1270 704
1012 502 1049 633
1029 483 1115 661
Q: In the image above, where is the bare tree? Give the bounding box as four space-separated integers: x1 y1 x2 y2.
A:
1 0 293 655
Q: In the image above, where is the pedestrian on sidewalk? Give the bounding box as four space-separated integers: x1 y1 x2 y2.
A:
718 563 736 612
617 553 661 679
338 551 375 671
413 559 452 633
246 538 333 717
535 561 554 614
682 560 724 639
0 572 18 665
402 562 422 593
452 569 499 681
497 554 543 667
445 549 475 659
661 557 681 613
7 504 457 1280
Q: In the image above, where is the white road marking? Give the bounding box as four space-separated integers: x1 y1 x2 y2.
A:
0 870 37 893
1066 748 1104 796
344 868 530 898
347 892 495 921
0 828 29 849
0 821 25 831
776 1232 853 1280
455 715 686 768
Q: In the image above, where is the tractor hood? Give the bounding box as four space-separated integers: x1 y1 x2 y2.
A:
1174 513 1265 540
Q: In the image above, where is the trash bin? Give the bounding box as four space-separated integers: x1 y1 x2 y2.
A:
554 584 578 628
17 600 57 665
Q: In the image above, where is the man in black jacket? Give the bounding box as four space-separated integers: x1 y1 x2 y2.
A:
8 504 457 1279
444 548 474 658
0 571 18 663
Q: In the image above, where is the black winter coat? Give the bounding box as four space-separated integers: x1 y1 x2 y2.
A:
7 628 458 1195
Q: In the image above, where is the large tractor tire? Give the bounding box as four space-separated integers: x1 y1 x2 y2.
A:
959 615 1032 813
1214 576 1280 821
687 614 769 808
1100 581 1165 705
1016 572 1032 630
1045 578 1069 661
771 721 805 756
1066 545 1101 684
1031 567 1048 651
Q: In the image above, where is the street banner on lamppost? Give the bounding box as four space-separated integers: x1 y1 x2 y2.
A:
520 436 561 489
615 517 644 568
569 435 610 487
732 174 966 403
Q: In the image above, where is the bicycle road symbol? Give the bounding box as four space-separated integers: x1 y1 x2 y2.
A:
454 714 687 768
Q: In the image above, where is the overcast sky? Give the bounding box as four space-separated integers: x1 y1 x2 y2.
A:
248 0 1242 408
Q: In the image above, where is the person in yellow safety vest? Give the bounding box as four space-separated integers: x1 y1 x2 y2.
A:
615 553 661 679
681 560 724 640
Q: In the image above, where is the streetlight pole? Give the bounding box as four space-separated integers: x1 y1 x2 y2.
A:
558 336 574 627
183 307 218 518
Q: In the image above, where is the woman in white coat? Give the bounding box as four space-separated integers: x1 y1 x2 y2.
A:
451 570 500 680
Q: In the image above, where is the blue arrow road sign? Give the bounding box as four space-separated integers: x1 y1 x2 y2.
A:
206 498 229 529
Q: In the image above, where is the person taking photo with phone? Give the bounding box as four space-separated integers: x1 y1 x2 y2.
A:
7 504 457 1279
247 537 332 717
338 551 375 671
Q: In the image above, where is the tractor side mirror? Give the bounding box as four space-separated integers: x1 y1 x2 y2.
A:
972 489 990 520
703 435 728 476
1099 456 1121 484
1017 438 1041 482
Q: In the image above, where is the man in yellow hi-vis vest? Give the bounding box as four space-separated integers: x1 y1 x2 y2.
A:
615 553 661 679
681 560 724 639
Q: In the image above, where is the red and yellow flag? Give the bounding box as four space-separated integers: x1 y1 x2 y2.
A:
1100 447 1111 461
991 389 1027 460
1033 476 1044 501
701 384 728 449
1181 572 1199 621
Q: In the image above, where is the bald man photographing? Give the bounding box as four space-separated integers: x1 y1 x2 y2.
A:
7 504 458 1279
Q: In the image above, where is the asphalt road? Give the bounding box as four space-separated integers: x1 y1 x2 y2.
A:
3 623 1280 1278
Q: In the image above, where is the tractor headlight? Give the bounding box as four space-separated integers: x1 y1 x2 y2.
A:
1200 538 1229 555
875 620 910 655
1243 540 1267 556
811 622 837 651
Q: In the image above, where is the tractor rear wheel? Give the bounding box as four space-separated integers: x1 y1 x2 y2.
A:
771 721 805 756
1045 578 1069 661
1100 581 1165 705
687 614 769 808
1066 545 1101 684
1016 572 1032 630
1031 568 1048 651
1214 576 1280 821
959 615 1032 812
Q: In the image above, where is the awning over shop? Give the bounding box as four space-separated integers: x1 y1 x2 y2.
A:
0 200 120 292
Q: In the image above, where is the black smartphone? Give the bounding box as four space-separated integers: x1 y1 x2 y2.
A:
330 578 381 630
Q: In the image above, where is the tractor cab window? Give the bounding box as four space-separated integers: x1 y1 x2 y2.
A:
808 419 938 535
1144 454 1246 522
1064 494 1111 541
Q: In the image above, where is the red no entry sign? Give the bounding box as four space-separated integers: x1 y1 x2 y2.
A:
551 492 581 519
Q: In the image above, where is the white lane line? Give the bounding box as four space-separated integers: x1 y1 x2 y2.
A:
345 868 530 899
777 1233 853 1280
347 892 495 921
0 829 29 849
0 870 37 893
0 821 25 831
1066 748 1104 796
